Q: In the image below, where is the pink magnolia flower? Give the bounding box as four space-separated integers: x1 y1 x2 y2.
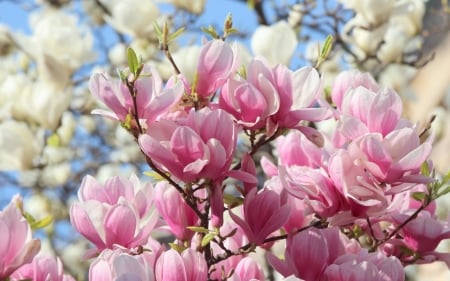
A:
387 211 450 264
230 188 291 245
331 70 379 109
267 227 360 281
275 130 323 168
89 65 183 128
153 181 200 241
0 195 41 279
10 254 75 281
279 165 346 218
264 176 312 233
155 248 207 281
336 86 402 141
229 59 330 135
219 75 280 130
328 130 432 218
70 175 158 256
195 39 236 98
323 251 404 281
139 108 238 183
231 256 265 281
89 248 156 281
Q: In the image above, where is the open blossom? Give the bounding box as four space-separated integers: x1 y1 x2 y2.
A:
89 248 157 281
336 82 403 142
70 175 158 255
219 75 280 130
267 227 360 280
0 195 41 279
230 188 291 245
251 20 297 66
155 248 207 281
328 129 432 218
331 70 379 109
387 210 450 265
274 130 323 168
323 250 404 281
10 254 75 281
231 256 265 281
153 182 199 241
139 108 237 182
279 165 346 218
89 65 183 128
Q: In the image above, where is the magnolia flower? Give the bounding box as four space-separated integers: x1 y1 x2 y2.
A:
267 227 360 280
230 188 291 245
155 248 207 281
231 256 265 281
279 165 345 218
274 130 323 168
14 8 94 77
337 86 403 140
340 0 393 26
139 108 238 183
89 65 183 129
251 21 297 66
10 254 75 281
104 0 160 38
195 40 236 98
331 70 379 110
89 249 156 281
328 130 432 218
324 250 405 281
13 81 72 130
0 195 41 279
153 182 199 240
162 0 206 14
70 175 158 256
0 120 41 170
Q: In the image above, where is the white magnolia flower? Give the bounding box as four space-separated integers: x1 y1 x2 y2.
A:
13 9 94 88
0 120 42 170
160 0 206 14
105 0 160 38
12 81 72 130
29 9 93 70
251 20 297 66
340 0 393 26
40 163 72 186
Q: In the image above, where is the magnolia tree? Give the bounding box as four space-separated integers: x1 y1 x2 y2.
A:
1 0 450 280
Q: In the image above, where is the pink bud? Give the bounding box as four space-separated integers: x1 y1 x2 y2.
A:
153 182 200 240
196 40 235 97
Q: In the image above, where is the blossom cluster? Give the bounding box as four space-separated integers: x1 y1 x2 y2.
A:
64 39 450 280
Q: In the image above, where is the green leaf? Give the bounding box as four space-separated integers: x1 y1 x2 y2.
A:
320 34 333 59
201 26 219 39
411 191 426 202
127 47 139 76
30 215 53 230
201 232 216 247
421 161 431 177
168 27 185 42
169 243 186 253
152 22 163 39
186 226 210 234
437 185 450 198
